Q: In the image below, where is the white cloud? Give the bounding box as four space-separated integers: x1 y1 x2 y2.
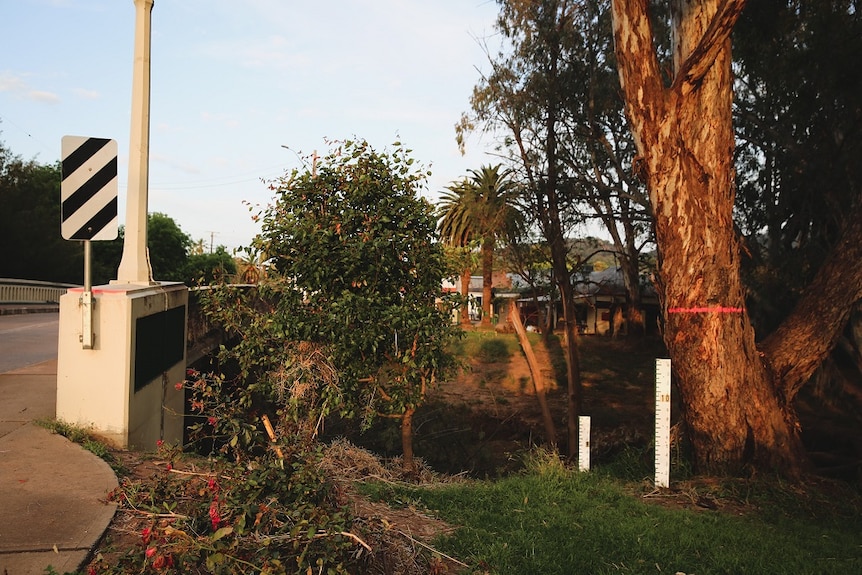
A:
0 72 29 93
0 72 61 103
72 88 100 100
27 90 61 104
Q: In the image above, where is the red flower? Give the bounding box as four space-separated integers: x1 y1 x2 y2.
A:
207 477 219 493
166 462 173 471
141 527 152 544
156 439 164 447
208 416 218 426
174 382 183 390
209 499 221 530
145 546 156 558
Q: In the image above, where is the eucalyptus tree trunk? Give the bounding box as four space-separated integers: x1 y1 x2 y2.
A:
597 201 647 336
618 249 645 336
611 0 807 473
481 237 494 327
613 0 862 475
460 267 472 326
557 277 582 456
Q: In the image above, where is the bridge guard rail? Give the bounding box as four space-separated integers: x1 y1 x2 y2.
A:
0 278 79 304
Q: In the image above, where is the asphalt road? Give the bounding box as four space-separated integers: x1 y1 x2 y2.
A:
0 313 59 373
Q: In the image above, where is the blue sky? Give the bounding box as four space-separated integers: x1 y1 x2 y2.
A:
1 0 502 252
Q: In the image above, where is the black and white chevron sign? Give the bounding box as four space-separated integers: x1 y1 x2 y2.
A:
61 136 119 241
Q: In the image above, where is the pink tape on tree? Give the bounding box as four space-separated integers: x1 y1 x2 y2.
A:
667 306 743 314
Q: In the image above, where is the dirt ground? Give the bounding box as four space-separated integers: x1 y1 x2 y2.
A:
418 329 861 480
83 331 861 573
399 331 664 477
86 332 662 574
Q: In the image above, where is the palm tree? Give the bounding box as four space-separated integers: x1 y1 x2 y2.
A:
438 179 475 325
236 247 268 284
438 164 524 327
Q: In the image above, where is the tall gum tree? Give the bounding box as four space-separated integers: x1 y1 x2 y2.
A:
460 0 590 457
611 0 862 474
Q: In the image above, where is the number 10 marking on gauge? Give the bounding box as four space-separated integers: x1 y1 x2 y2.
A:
655 358 671 488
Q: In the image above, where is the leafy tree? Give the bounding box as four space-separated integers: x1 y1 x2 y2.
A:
552 0 654 335
0 139 82 283
500 229 556 338
91 213 195 284
732 0 862 335
91 230 124 285
458 0 594 456
732 1 862 443
438 164 524 327
184 246 237 286
147 212 192 281
206 140 459 473
437 178 477 326
612 0 862 474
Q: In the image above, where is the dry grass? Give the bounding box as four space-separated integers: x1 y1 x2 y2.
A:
318 439 468 575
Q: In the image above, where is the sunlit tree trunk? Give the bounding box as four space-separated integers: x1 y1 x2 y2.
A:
618 249 644 336
611 0 807 473
509 300 557 445
401 407 415 474
481 237 494 327
460 266 472 326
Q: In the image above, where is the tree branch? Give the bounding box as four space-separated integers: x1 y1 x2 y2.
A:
611 0 667 155
760 202 862 401
671 0 747 91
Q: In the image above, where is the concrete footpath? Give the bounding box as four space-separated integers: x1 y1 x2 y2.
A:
0 359 118 575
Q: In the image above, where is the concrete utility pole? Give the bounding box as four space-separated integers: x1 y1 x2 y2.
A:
116 0 155 284
58 0 188 450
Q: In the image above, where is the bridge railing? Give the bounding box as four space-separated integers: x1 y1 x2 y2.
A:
0 280 251 363
0 278 79 304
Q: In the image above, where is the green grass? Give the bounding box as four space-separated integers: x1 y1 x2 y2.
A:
362 451 862 575
452 330 522 362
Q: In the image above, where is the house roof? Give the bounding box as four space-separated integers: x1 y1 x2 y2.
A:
573 267 657 299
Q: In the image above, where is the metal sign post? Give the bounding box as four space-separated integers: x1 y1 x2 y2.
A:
655 358 672 488
81 240 93 348
61 135 118 349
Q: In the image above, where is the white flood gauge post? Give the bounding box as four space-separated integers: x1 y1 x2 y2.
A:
578 415 591 472
654 358 672 488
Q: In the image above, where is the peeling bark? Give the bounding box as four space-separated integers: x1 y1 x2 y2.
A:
612 0 812 474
